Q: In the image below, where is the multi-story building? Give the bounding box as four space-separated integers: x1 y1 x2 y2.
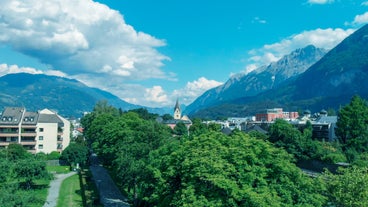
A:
255 108 299 122
0 107 70 154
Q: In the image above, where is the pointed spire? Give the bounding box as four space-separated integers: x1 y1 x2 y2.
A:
174 98 181 120
174 98 181 111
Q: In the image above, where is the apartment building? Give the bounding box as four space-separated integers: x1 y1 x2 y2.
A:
0 107 70 154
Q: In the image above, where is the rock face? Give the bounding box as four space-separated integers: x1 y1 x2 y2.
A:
186 45 327 115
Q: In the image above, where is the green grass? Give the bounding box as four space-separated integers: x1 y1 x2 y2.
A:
47 165 71 174
57 174 83 207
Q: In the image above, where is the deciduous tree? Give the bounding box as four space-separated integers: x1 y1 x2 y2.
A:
336 95 368 156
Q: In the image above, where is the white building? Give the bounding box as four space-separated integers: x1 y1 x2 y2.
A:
0 107 70 154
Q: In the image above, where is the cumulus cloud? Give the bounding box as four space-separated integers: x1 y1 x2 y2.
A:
172 77 223 105
307 0 334 4
0 0 170 80
352 12 368 25
245 28 355 72
145 86 169 105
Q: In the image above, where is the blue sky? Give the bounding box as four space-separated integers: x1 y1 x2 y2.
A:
0 0 367 107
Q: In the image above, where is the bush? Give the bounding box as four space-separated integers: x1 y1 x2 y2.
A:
47 151 61 160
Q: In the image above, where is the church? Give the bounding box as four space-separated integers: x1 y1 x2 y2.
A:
164 99 192 129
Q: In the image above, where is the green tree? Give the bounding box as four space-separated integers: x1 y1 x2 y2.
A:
61 143 89 167
110 112 171 205
13 157 49 189
323 166 368 207
0 159 12 183
6 144 30 161
336 95 368 157
129 108 159 120
146 131 326 206
47 151 61 160
173 122 188 136
161 114 173 121
269 119 308 160
189 118 209 135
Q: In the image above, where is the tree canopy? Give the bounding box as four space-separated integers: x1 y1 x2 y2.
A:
336 95 368 160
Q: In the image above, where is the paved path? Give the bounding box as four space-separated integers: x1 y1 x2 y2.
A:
43 171 77 207
90 154 130 207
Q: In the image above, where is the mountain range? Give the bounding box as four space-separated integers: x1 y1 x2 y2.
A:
188 24 368 118
185 45 327 115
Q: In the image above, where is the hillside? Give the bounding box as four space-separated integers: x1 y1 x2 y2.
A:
0 73 140 117
190 24 368 118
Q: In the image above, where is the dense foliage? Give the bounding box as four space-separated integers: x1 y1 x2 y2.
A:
82 102 328 206
0 144 50 206
336 95 368 161
268 119 346 163
82 96 368 207
61 143 89 167
145 131 326 207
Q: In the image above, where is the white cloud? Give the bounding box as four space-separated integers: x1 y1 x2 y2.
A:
0 64 42 76
307 0 334 4
352 12 368 25
252 17 267 24
172 77 223 105
362 1 368 6
245 28 355 72
0 0 170 80
0 64 67 77
145 86 170 105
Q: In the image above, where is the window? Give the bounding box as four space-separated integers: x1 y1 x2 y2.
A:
39 128 44 132
39 136 43 141
38 144 43 149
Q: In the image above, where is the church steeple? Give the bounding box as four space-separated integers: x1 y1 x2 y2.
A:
173 98 181 120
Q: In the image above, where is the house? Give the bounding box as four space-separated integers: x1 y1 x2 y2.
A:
312 112 337 142
0 107 70 154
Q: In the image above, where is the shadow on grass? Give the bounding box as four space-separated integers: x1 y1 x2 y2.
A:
18 181 49 190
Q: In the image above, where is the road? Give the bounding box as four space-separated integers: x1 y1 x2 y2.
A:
89 153 130 207
43 171 77 207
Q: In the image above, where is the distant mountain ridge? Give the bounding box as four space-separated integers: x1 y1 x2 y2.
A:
185 45 327 115
0 73 140 117
190 24 368 118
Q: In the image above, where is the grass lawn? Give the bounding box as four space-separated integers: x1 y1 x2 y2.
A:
47 165 71 174
57 174 83 207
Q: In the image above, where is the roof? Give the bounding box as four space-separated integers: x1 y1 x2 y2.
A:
245 125 268 134
316 116 337 124
38 114 64 126
0 107 24 125
163 119 192 125
22 111 39 125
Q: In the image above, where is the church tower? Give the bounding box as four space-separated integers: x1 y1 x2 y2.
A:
173 98 181 120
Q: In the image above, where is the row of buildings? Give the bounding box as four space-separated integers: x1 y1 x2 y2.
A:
204 107 337 142
0 107 70 154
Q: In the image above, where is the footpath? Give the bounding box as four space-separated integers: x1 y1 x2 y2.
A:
89 153 130 207
43 171 77 207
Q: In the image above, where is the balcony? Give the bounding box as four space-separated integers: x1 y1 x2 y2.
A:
0 142 10 147
21 132 37 137
0 132 19 137
20 139 36 145
22 124 37 128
